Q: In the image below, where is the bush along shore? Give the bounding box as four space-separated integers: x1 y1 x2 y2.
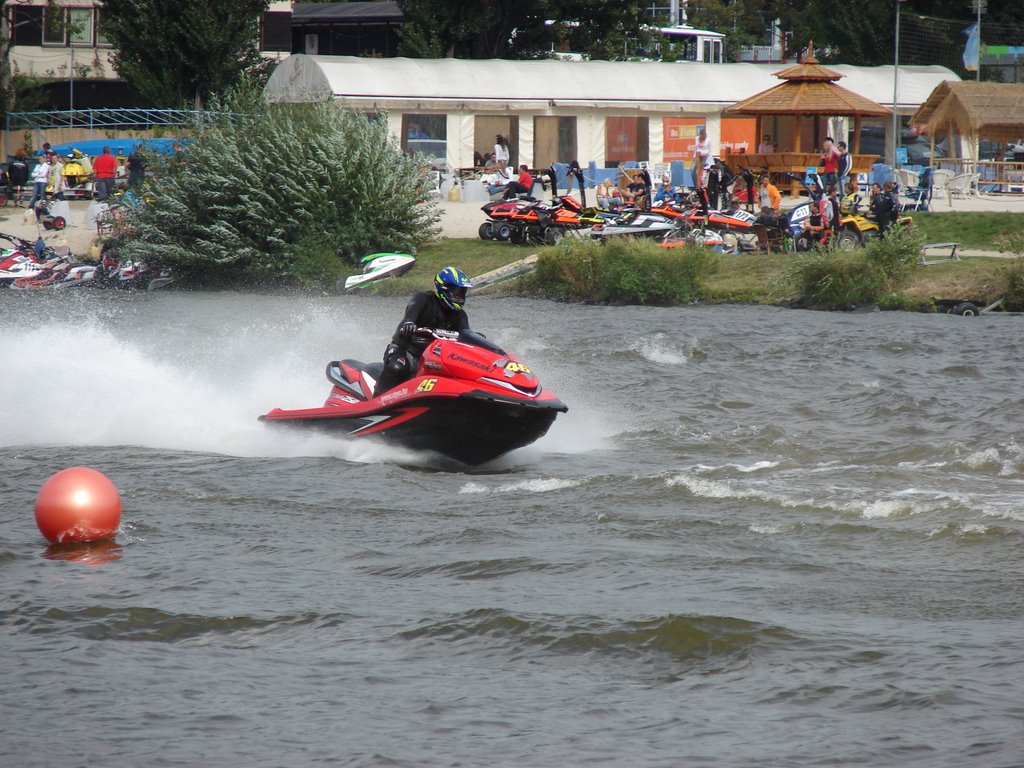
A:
254 206 1024 312
502 226 1024 313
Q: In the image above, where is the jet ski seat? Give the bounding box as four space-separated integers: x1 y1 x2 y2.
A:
361 362 384 380
326 359 385 400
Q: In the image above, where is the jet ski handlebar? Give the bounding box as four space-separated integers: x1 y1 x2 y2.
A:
414 328 460 340
414 327 507 355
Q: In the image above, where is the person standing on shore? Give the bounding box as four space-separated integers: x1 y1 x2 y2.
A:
8 149 29 206
493 135 510 167
92 146 118 201
49 154 67 200
821 137 840 191
694 129 713 189
757 173 781 213
28 152 51 210
837 141 852 194
127 149 146 187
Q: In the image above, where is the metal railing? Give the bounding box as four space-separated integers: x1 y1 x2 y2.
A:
2 108 240 159
6 108 205 132
936 159 1024 192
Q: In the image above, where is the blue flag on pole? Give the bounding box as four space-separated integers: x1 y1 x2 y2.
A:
963 24 979 71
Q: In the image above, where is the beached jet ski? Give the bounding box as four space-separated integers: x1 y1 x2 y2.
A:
258 328 567 465
342 253 416 291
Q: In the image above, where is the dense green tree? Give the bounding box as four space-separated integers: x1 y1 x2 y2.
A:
114 88 440 287
396 0 661 60
553 0 659 60
396 0 545 58
394 0 988 64
98 0 271 108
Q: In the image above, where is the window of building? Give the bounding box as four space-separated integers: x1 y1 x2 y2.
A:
260 11 291 53
95 9 111 47
43 7 65 45
68 8 93 45
402 114 447 161
43 6 99 47
10 6 45 46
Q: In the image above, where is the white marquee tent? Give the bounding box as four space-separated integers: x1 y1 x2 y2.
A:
264 54 958 171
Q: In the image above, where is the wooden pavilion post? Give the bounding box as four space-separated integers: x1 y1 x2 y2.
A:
792 115 804 196
853 115 862 153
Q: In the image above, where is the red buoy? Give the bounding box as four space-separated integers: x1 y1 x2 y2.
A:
35 467 122 544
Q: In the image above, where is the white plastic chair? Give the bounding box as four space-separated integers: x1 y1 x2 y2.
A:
930 168 955 201
947 173 978 201
895 168 919 192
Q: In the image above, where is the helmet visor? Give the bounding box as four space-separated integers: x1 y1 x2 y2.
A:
447 285 467 305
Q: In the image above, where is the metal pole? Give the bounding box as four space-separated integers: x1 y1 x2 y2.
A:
976 0 981 82
892 0 900 166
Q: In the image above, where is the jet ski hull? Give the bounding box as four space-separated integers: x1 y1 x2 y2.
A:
260 389 566 465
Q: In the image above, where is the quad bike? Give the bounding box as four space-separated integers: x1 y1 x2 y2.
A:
506 194 589 245
480 165 590 245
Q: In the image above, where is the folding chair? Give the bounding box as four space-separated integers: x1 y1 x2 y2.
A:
903 166 933 211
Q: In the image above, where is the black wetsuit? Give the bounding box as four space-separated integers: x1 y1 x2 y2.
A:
871 193 894 235
373 291 470 396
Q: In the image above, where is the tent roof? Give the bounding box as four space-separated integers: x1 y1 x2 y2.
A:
911 81 1024 142
264 54 956 113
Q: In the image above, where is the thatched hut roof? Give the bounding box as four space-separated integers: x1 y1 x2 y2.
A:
911 81 1024 142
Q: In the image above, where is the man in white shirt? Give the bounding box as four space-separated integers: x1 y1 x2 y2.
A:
694 129 713 189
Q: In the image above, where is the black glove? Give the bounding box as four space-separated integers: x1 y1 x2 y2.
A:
398 321 417 340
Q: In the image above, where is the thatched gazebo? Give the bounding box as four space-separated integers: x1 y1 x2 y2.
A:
911 80 1024 163
722 43 891 193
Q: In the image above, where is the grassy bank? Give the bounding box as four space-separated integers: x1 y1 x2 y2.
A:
659 242 1022 310
345 213 1024 311
905 211 1023 250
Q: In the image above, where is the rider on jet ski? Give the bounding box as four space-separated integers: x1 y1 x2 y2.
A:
373 266 474 397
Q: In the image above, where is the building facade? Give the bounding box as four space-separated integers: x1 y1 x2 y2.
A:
264 54 958 172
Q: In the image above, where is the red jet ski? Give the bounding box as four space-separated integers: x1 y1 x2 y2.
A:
259 329 567 465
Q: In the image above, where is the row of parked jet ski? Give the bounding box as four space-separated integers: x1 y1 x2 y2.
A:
478 166 890 254
0 233 173 290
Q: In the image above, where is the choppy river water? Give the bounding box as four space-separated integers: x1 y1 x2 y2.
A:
1 291 1021 767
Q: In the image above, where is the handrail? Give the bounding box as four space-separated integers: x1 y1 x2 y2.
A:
4 108 238 132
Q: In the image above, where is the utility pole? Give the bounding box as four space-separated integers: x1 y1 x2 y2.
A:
892 0 905 166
